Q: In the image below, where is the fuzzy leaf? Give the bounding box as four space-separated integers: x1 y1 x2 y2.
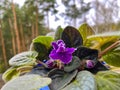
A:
2 67 20 82
1 74 51 90
61 26 83 47
62 71 97 90
100 41 115 51
54 26 63 40
74 46 98 61
33 36 53 60
33 36 54 49
103 45 120 67
48 69 78 90
33 43 49 60
95 71 120 90
27 66 49 77
9 51 37 66
86 31 120 49
78 23 95 45
87 31 120 41
64 56 81 72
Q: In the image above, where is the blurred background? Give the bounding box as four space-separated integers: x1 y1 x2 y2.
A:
0 0 120 73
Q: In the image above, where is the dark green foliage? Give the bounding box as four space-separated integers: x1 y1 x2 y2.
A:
64 56 81 72
27 66 49 77
48 69 78 90
61 26 83 48
62 71 97 90
34 43 48 60
85 61 109 74
32 36 53 60
74 46 98 61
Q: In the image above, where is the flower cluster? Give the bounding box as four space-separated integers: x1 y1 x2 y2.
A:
45 40 76 68
49 40 76 64
45 40 96 69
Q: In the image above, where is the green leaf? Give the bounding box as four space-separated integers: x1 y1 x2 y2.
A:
33 43 48 60
78 23 95 45
9 51 38 66
62 71 97 90
101 41 115 51
95 71 120 90
2 67 20 82
103 45 120 67
64 56 81 72
48 69 78 90
32 36 53 60
27 66 49 77
87 31 120 41
61 26 83 47
86 31 120 49
74 46 98 60
86 61 109 74
1 74 51 90
33 36 54 49
54 26 63 40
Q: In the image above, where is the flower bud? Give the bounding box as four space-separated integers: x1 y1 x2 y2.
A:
86 60 95 68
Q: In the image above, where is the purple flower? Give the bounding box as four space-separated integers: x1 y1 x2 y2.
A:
86 60 95 68
49 40 76 64
45 59 55 68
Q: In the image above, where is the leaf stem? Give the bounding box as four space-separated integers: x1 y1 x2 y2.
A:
36 60 48 68
98 40 120 59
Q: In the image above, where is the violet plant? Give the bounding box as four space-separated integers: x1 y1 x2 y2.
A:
34 26 102 73
2 24 120 90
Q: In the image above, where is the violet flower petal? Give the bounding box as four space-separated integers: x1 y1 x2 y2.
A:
65 48 76 54
49 40 76 64
52 42 58 50
56 46 65 53
57 40 64 44
49 51 59 60
59 54 73 64
49 52 73 64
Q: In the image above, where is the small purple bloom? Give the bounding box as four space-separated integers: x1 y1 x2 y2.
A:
86 60 95 68
45 59 55 68
49 40 76 64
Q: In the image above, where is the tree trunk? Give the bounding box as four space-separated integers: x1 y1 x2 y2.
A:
0 20 8 69
19 20 26 51
8 18 16 55
11 2 21 53
35 5 39 37
32 24 35 39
